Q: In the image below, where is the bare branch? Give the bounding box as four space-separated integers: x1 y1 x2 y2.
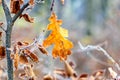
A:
78 41 120 71
0 26 6 32
2 0 12 24
12 2 29 23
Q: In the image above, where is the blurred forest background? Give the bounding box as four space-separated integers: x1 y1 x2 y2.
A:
1 0 120 79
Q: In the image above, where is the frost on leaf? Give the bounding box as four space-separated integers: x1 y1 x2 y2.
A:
43 12 73 60
19 65 36 80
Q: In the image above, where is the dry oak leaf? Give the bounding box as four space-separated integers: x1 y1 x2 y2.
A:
43 13 73 60
10 0 22 14
0 46 6 60
23 49 39 62
19 54 28 64
14 52 19 69
38 45 48 55
0 32 2 38
20 14 34 23
19 65 36 80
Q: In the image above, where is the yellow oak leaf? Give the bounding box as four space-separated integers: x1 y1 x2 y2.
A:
43 12 73 60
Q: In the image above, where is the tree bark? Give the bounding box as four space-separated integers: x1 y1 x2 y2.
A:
2 0 29 80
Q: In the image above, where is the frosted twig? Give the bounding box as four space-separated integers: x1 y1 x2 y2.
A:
78 41 120 71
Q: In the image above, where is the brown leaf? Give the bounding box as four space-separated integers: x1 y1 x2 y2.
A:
92 70 105 80
0 46 6 60
24 49 39 62
21 14 34 23
19 54 28 64
10 0 20 14
17 41 29 46
54 69 66 78
14 52 19 69
29 0 34 5
38 45 48 55
0 32 2 38
24 65 35 79
78 74 88 80
19 72 27 79
64 60 77 78
43 74 53 80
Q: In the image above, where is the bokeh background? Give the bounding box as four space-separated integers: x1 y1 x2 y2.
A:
0 0 120 79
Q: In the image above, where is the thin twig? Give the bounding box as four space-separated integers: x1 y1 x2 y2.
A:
50 0 55 12
12 2 29 23
78 41 120 71
0 26 6 32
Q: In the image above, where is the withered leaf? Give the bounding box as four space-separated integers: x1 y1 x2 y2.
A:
17 41 29 46
19 54 28 64
54 69 66 78
14 52 19 69
10 0 20 14
38 45 48 55
0 32 2 38
64 60 77 78
0 46 6 60
19 72 27 79
24 65 35 79
43 74 53 80
24 49 39 62
20 14 34 23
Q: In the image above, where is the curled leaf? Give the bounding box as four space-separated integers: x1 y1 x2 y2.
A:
0 32 2 39
78 74 88 80
10 0 20 14
20 14 34 23
38 45 48 55
43 74 53 80
24 49 39 62
0 46 6 60
24 65 35 79
19 54 28 64
14 52 19 69
64 60 77 78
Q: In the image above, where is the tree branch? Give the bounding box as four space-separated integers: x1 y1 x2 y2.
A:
12 2 29 23
2 0 12 24
0 26 6 32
